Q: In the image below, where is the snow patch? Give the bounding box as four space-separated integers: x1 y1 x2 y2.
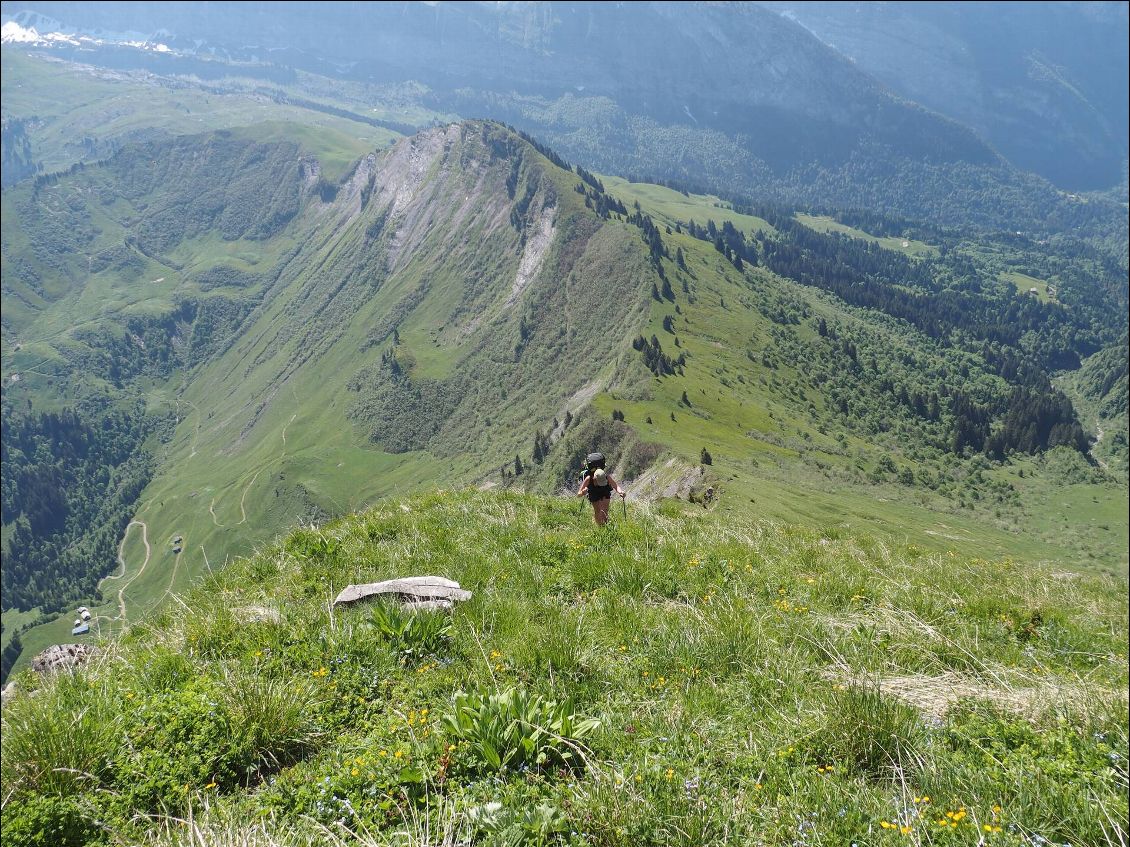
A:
1 20 77 45
1 21 40 43
1 20 172 52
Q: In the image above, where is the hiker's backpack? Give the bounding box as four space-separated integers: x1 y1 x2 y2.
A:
580 452 606 482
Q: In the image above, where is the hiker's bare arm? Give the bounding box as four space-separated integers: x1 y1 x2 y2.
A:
609 475 626 497
577 479 589 496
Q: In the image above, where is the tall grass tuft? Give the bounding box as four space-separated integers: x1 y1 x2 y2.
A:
810 682 926 779
218 666 327 784
1 670 120 797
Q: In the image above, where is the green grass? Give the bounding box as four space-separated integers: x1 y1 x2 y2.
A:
2 491 1126 845
999 271 1054 303
574 207 1127 577
0 608 40 652
795 213 938 258
603 175 774 236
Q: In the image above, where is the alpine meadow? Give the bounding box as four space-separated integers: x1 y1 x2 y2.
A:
1 3 1127 846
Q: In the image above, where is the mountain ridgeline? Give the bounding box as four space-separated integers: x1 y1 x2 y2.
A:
0 121 661 620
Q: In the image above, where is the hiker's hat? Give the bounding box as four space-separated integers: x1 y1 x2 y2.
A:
593 468 608 484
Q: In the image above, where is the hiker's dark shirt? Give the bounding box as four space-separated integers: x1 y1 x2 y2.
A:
586 475 613 502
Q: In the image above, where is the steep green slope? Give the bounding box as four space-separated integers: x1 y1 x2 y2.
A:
536 177 1127 571
2 492 1126 845
119 122 656 605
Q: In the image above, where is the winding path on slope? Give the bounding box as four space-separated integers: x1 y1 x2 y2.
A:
183 399 201 459
209 496 225 527
237 469 263 525
207 387 297 528
110 520 151 621
161 541 186 602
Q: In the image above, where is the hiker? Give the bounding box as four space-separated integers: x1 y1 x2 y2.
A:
577 455 625 526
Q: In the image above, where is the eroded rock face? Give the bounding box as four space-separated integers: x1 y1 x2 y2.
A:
30 643 100 675
333 576 472 610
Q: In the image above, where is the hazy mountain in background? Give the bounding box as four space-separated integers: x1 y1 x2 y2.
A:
7 0 1122 233
0 0 993 163
757 1 1129 192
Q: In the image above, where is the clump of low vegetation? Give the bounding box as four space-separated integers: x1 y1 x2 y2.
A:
2 491 1126 845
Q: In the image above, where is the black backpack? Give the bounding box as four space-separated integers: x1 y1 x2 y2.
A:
580 452 606 483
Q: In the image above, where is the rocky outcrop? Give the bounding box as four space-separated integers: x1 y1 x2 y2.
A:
30 643 100 674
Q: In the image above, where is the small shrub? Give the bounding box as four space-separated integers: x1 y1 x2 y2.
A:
260 745 426 831
467 801 570 846
0 793 94 847
443 686 600 773
366 601 452 658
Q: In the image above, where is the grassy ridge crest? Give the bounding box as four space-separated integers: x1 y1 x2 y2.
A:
2 490 1126 845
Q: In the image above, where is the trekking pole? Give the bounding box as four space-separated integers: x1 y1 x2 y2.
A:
621 493 627 520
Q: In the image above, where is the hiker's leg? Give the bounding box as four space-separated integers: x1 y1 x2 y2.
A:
594 497 610 525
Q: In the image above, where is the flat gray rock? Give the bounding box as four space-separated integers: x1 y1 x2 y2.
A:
334 575 472 608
